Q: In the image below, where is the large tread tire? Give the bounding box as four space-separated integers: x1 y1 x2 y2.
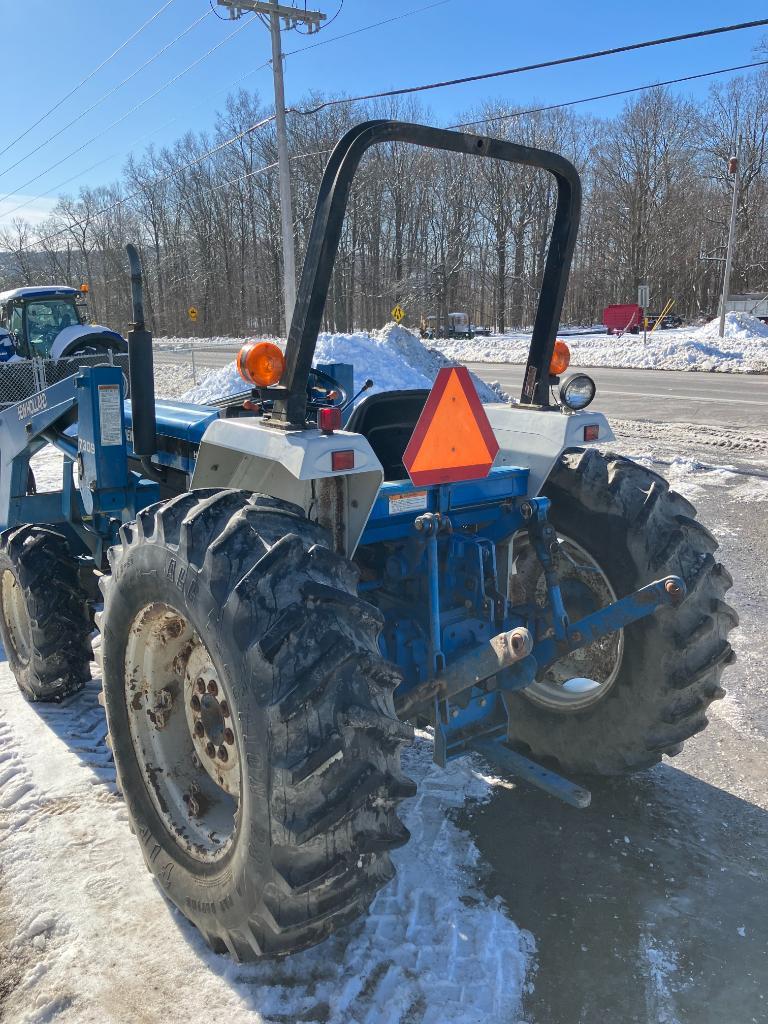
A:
99 489 414 960
0 525 92 701
504 449 737 775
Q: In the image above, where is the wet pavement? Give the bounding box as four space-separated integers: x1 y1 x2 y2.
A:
460 429 768 1024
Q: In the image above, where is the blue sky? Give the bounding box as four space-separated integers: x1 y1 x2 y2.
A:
0 0 765 227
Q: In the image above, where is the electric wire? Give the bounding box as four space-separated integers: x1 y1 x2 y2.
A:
449 58 768 130
3 0 449 220
283 0 452 57
4 115 277 255
0 0 178 162
0 14 258 211
288 17 768 115
7 37 768 256
0 7 213 183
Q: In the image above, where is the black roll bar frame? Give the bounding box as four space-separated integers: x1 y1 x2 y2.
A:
270 119 582 426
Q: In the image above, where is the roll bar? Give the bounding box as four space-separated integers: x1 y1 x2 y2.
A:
270 119 582 426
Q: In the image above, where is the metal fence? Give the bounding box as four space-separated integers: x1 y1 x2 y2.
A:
0 353 131 409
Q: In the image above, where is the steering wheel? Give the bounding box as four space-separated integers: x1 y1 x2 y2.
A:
307 366 348 409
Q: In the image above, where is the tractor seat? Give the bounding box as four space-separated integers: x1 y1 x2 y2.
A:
345 389 429 480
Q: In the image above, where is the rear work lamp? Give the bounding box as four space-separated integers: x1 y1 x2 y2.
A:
559 373 596 411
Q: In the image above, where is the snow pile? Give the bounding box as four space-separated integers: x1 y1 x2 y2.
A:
182 323 505 404
0 656 531 1023
431 318 768 374
693 310 768 342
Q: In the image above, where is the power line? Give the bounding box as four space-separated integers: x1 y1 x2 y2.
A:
0 13 258 213
0 7 214 184
1 0 450 218
0 0 178 162
449 59 768 130
288 17 768 114
8 34 767 257
6 115 277 255
283 0 452 57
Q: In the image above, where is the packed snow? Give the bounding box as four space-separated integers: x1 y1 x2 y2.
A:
180 323 505 405
429 312 768 373
0 637 531 1022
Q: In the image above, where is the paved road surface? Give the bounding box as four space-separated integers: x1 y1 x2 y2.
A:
465 361 768 429
156 346 768 429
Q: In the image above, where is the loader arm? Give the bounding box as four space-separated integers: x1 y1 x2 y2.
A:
271 119 581 426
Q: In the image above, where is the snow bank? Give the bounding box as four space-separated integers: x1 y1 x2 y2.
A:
693 310 768 342
431 312 768 373
182 323 505 404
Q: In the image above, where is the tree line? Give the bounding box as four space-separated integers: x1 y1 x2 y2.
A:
1 69 767 337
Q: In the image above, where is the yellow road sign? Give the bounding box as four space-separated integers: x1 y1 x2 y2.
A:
188 306 198 322
391 304 405 323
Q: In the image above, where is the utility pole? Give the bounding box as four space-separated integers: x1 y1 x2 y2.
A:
718 143 740 339
217 1 326 331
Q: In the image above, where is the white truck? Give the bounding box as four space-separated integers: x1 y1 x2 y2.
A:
725 292 768 323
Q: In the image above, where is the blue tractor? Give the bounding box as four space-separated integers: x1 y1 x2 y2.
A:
0 122 736 960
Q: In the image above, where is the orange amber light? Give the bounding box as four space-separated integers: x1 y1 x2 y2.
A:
237 341 286 386
549 340 571 376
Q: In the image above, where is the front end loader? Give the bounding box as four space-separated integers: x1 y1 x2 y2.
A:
0 121 736 960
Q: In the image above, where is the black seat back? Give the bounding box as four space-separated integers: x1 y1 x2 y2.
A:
346 389 429 480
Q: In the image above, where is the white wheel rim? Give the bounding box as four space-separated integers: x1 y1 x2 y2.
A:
512 533 624 712
124 603 240 862
2 569 31 664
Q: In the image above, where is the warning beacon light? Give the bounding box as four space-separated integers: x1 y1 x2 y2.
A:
549 339 571 377
237 341 285 387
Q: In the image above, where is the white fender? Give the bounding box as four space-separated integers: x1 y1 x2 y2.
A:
485 402 615 497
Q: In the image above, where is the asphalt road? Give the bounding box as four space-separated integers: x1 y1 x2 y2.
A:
155 345 768 429
465 361 768 429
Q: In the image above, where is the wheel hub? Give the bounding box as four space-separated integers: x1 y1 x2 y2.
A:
123 603 240 861
183 645 239 797
511 532 624 712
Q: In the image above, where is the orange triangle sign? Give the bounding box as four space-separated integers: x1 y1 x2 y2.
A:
403 366 499 486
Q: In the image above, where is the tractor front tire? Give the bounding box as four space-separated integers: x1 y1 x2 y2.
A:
504 449 737 775
0 526 92 701
99 489 414 960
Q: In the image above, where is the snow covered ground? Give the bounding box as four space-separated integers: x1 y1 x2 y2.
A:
429 312 768 374
0 566 531 1023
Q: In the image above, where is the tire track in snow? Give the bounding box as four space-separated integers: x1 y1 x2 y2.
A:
0 665 532 1024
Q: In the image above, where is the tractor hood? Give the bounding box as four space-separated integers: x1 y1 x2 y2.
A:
49 324 126 358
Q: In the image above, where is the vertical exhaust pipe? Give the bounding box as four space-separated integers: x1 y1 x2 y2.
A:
125 244 157 464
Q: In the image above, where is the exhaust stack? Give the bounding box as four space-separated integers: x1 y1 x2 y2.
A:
125 244 157 460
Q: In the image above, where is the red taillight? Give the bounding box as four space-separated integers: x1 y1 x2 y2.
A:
319 406 342 433
583 424 599 442
331 449 355 471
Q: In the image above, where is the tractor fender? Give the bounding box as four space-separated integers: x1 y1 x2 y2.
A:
191 417 384 556
49 324 127 358
485 403 614 497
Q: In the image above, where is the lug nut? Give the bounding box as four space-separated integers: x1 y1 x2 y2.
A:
194 720 205 738
207 680 218 696
224 727 235 745
665 579 682 598
190 695 201 712
206 741 216 758
219 701 230 719
195 677 206 695
217 745 229 762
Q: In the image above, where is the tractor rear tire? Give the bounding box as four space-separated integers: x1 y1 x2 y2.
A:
504 449 737 775
0 525 92 701
99 489 414 960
